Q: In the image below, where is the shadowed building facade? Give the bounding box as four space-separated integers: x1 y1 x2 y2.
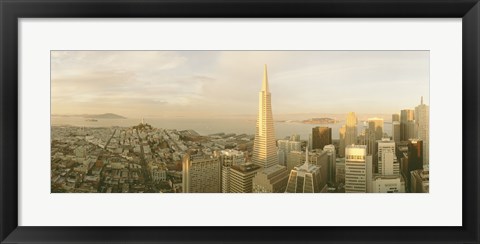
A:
401 109 415 141
229 163 261 193
312 127 332 150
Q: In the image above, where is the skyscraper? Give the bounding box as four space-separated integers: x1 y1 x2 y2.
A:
252 65 289 193
377 138 399 176
345 145 368 193
367 118 384 155
407 139 423 173
229 163 261 193
406 139 424 192
392 113 400 122
339 125 346 158
312 126 332 150
277 139 301 166
345 112 357 146
182 152 221 193
415 96 429 165
286 150 304 172
400 109 415 141
308 149 329 188
285 147 323 193
219 149 245 193
323 144 336 184
252 64 278 168
392 121 401 143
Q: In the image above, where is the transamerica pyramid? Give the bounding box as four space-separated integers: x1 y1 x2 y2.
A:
252 64 278 168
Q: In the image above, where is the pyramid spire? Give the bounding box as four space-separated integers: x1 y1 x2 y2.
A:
262 64 269 92
421 96 423 105
252 64 277 168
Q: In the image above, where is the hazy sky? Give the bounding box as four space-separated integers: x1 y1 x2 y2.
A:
51 51 429 119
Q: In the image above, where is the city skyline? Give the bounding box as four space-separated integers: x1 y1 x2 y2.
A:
51 51 429 118
51 53 429 194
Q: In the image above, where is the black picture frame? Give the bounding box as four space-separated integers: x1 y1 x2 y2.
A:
1 0 479 243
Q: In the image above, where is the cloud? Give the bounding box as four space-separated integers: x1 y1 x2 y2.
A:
51 51 429 117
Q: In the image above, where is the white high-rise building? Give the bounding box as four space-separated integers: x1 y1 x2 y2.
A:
345 145 368 193
415 96 429 165
252 65 288 193
377 138 399 176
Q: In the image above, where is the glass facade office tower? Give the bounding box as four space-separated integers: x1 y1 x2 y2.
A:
400 109 415 141
345 112 358 146
312 126 332 150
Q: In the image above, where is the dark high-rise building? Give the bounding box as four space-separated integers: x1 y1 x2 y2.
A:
405 139 423 192
400 109 415 141
312 126 332 150
392 121 401 143
408 139 423 172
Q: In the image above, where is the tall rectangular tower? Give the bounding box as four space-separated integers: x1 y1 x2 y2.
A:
312 126 332 150
367 118 384 156
182 153 221 193
345 112 358 146
415 97 429 165
400 109 415 141
377 138 399 175
345 145 368 193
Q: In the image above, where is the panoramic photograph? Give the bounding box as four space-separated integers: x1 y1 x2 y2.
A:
51 51 429 193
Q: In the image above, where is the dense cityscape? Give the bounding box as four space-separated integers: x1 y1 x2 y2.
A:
51 65 429 193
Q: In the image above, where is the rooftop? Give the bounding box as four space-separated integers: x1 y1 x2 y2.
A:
231 163 261 173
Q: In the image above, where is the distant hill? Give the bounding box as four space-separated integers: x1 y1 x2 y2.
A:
83 113 127 119
52 113 127 119
301 117 337 124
